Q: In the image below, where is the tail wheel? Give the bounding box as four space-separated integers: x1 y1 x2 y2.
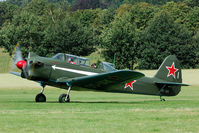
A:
59 94 70 103
35 93 46 102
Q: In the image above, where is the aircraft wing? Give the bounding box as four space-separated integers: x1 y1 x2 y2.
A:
69 70 144 89
156 82 189 86
10 72 21 77
58 70 144 90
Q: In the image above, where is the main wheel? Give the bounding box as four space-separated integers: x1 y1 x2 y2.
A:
161 98 166 101
35 93 46 102
59 94 70 103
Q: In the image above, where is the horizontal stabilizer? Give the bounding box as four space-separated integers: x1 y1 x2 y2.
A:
156 82 189 86
10 71 21 77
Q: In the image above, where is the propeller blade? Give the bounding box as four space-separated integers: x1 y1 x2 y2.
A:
11 44 23 71
10 43 30 79
22 61 28 79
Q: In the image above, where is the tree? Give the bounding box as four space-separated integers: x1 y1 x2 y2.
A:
184 0 199 7
0 11 45 56
193 32 199 67
127 2 155 31
93 8 116 35
161 1 190 24
6 0 32 7
116 3 156 31
72 0 105 10
0 2 18 28
43 16 97 56
100 13 137 69
184 7 199 33
136 11 195 69
71 9 100 27
25 0 48 16
99 3 156 69
123 0 184 5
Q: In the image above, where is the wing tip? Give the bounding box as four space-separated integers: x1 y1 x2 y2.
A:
10 71 21 77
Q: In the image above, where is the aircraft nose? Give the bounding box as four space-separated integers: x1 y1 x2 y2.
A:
16 60 26 69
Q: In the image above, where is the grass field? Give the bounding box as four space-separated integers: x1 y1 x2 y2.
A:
0 48 10 73
0 70 199 133
0 49 199 132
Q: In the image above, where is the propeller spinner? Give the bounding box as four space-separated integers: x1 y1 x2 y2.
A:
16 60 26 69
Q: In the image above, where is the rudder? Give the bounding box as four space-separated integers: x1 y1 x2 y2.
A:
154 55 182 83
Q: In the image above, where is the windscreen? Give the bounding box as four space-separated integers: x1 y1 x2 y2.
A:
52 53 64 61
100 62 116 72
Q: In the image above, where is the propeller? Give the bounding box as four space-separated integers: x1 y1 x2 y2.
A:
11 44 44 80
11 44 23 69
11 44 28 78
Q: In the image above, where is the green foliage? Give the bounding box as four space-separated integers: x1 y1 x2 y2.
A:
92 8 116 38
116 3 156 31
100 3 155 69
71 0 125 10
184 0 199 7
71 9 100 26
0 11 45 56
43 16 97 56
0 1 96 57
184 7 199 33
128 2 156 30
5 0 70 7
100 13 137 69
124 0 185 5
0 2 18 28
72 0 104 10
5 0 187 9
137 11 195 69
25 0 49 16
161 1 190 24
5 0 31 7
1 0 199 69
193 32 199 66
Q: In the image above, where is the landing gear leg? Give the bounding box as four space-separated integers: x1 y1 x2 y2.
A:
159 85 166 102
59 86 71 103
35 83 46 102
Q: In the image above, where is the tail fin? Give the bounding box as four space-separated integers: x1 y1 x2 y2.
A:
154 55 182 83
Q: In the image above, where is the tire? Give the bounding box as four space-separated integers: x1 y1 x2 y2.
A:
35 93 46 102
59 94 70 103
161 98 166 101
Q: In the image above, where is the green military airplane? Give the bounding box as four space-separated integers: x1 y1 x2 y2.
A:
11 46 189 103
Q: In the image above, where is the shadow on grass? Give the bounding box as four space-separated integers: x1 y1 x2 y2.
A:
13 100 162 104
70 100 150 104
2 99 191 104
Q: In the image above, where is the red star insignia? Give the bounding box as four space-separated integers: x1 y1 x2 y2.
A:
166 62 178 79
125 80 136 90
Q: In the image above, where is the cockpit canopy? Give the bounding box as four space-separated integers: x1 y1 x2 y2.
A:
52 53 116 72
52 53 90 66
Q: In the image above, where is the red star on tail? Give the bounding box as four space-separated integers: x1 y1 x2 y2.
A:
166 62 178 79
125 80 136 90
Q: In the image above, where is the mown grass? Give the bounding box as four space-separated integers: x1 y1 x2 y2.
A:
0 48 10 73
0 49 199 133
0 70 198 133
